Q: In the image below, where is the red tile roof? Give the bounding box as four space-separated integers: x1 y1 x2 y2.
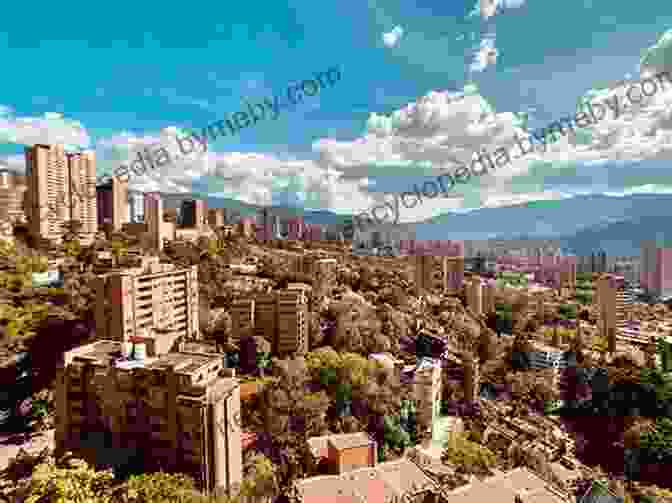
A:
242 431 257 450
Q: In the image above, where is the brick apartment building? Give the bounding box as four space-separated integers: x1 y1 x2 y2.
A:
25 144 97 245
55 340 242 494
230 288 309 357
295 431 443 503
94 264 199 343
0 169 27 223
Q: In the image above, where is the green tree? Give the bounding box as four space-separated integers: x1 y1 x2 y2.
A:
442 431 497 477
110 236 129 267
24 457 115 503
121 471 205 503
238 454 279 503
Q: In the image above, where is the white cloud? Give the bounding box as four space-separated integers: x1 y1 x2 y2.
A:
476 0 526 19
4 29 672 226
470 36 499 73
382 26 404 48
0 111 90 148
502 0 526 8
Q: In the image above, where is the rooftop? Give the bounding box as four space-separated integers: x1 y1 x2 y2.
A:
327 432 374 450
445 467 568 503
295 459 439 503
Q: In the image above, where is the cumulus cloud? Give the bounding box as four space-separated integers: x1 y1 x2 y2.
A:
470 36 499 73
4 29 672 227
474 0 526 19
382 26 404 48
0 111 90 148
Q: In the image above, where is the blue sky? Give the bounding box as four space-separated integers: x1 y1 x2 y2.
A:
1 0 672 226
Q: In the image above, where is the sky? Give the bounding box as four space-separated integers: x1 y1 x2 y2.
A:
1 0 672 227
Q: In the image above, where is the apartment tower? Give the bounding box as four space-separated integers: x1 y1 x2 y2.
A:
237 217 255 239
181 199 207 229
94 264 200 342
97 176 129 231
0 169 27 222
65 150 98 244
208 208 226 229
128 191 145 223
234 290 308 356
414 255 434 296
26 144 97 245
231 299 255 347
144 192 163 250
641 240 672 299
287 216 305 240
465 278 483 316
596 274 622 353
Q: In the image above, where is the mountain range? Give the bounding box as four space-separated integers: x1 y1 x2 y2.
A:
161 192 671 256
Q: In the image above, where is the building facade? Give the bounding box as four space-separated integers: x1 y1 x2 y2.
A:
232 290 308 356
26 144 97 245
596 274 624 353
94 264 200 342
641 241 672 299
128 191 145 223
208 208 226 229
0 169 27 222
97 176 129 231
144 192 164 250
181 199 207 229
55 340 242 494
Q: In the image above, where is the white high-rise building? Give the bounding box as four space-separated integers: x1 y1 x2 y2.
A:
128 191 145 223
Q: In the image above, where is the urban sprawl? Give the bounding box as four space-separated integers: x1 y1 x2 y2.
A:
0 143 671 503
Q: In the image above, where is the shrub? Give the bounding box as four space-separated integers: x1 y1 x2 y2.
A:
442 431 497 476
122 472 205 503
23 457 115 503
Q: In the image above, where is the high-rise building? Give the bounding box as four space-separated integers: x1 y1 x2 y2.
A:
413 358 442 435
94 264 199 342
238 217 255 239
483 280 496 314
65 151 97 244
413 242 465 295
56 342 241 495
257 208 271 241
641 241 672 299
109 176 129 230
414 255 434 296
208 208 226 229
304 223 324 241
591 249 607 274
233 291 308 356
313 258 337 298
256 208 281 241
97 183 113 227
96 176 129 231
597 274 623 353
465 278 483 316
128 191 144 223
26 144 97 245
443 256 465 292
180 199 206 229
231 299 256 347
559 256 577 291
274 290 308 356
287 216 305 240
463 353 480 403
144 192 163 250
0 169 27 222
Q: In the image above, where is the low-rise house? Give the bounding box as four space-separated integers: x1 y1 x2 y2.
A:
444 467 569 503
293 458 443 503
307 432 377 475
